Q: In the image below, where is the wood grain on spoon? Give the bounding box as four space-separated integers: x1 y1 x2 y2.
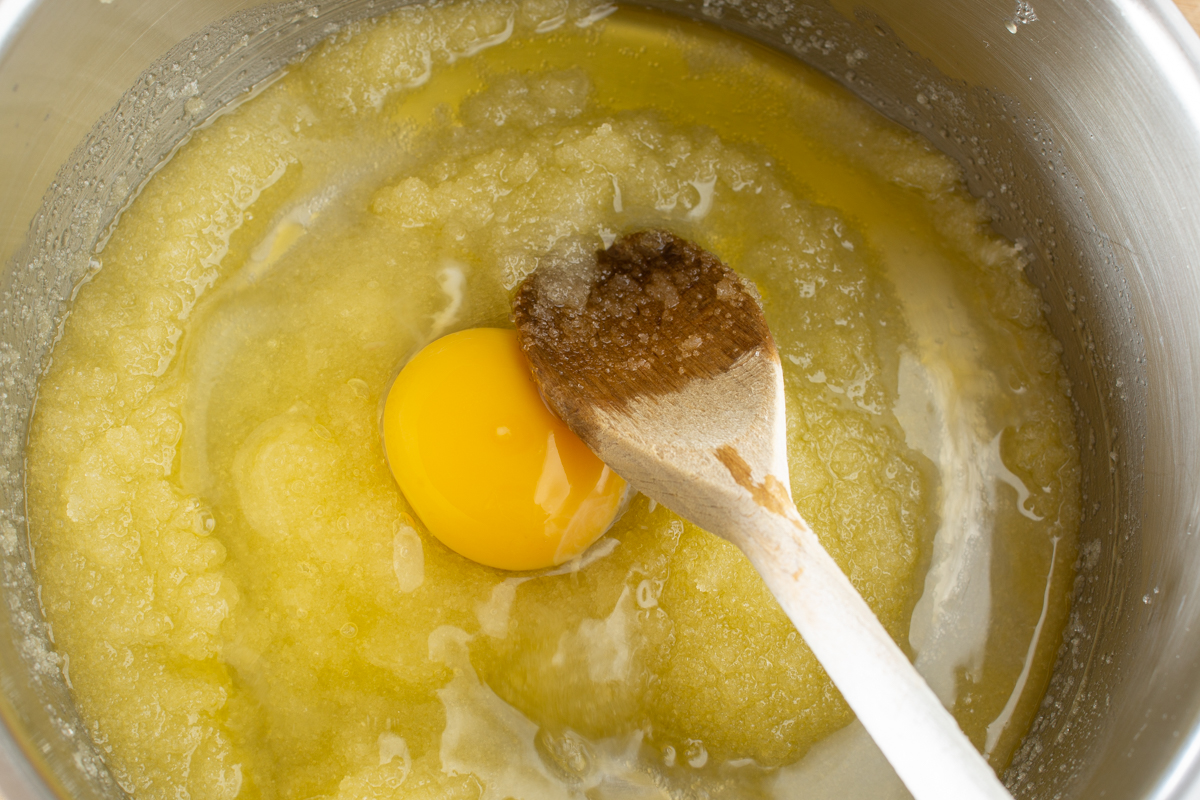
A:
513 230 1013 800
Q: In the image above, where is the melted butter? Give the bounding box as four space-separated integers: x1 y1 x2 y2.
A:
984 535 1059 759
393 516 426 593
25 2 1081 799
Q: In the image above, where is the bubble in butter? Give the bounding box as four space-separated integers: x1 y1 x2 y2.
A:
383 328 626 571
23 0 1081 798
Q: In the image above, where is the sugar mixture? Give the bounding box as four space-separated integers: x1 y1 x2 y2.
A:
26 2 1081 798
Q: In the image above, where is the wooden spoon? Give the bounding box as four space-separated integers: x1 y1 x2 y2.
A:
512 230 1013 800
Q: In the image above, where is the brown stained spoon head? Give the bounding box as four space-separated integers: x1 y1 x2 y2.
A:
513 229 773 417
512 230 1012 800
512 230 793 526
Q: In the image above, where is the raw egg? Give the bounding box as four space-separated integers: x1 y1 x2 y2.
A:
383 327 627 571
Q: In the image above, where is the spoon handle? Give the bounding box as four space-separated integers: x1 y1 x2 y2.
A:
735 500 1014 800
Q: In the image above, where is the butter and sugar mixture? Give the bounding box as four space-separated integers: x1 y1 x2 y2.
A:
26 2 1080 798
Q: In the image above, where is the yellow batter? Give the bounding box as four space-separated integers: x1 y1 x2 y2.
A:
26 2 1081 798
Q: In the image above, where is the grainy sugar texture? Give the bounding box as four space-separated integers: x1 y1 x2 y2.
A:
24 2 1080 798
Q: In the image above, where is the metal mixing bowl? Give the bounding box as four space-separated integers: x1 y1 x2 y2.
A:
1 0 1198 797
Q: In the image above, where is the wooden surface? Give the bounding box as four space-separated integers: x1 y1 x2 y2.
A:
1177 0 1200 35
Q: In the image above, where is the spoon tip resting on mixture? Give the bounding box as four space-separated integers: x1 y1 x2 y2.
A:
513 229 797 535
513 228 775 423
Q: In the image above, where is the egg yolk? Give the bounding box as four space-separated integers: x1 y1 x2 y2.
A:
382 328 627 571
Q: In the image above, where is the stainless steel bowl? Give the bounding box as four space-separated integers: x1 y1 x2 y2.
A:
1 0 1198 797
